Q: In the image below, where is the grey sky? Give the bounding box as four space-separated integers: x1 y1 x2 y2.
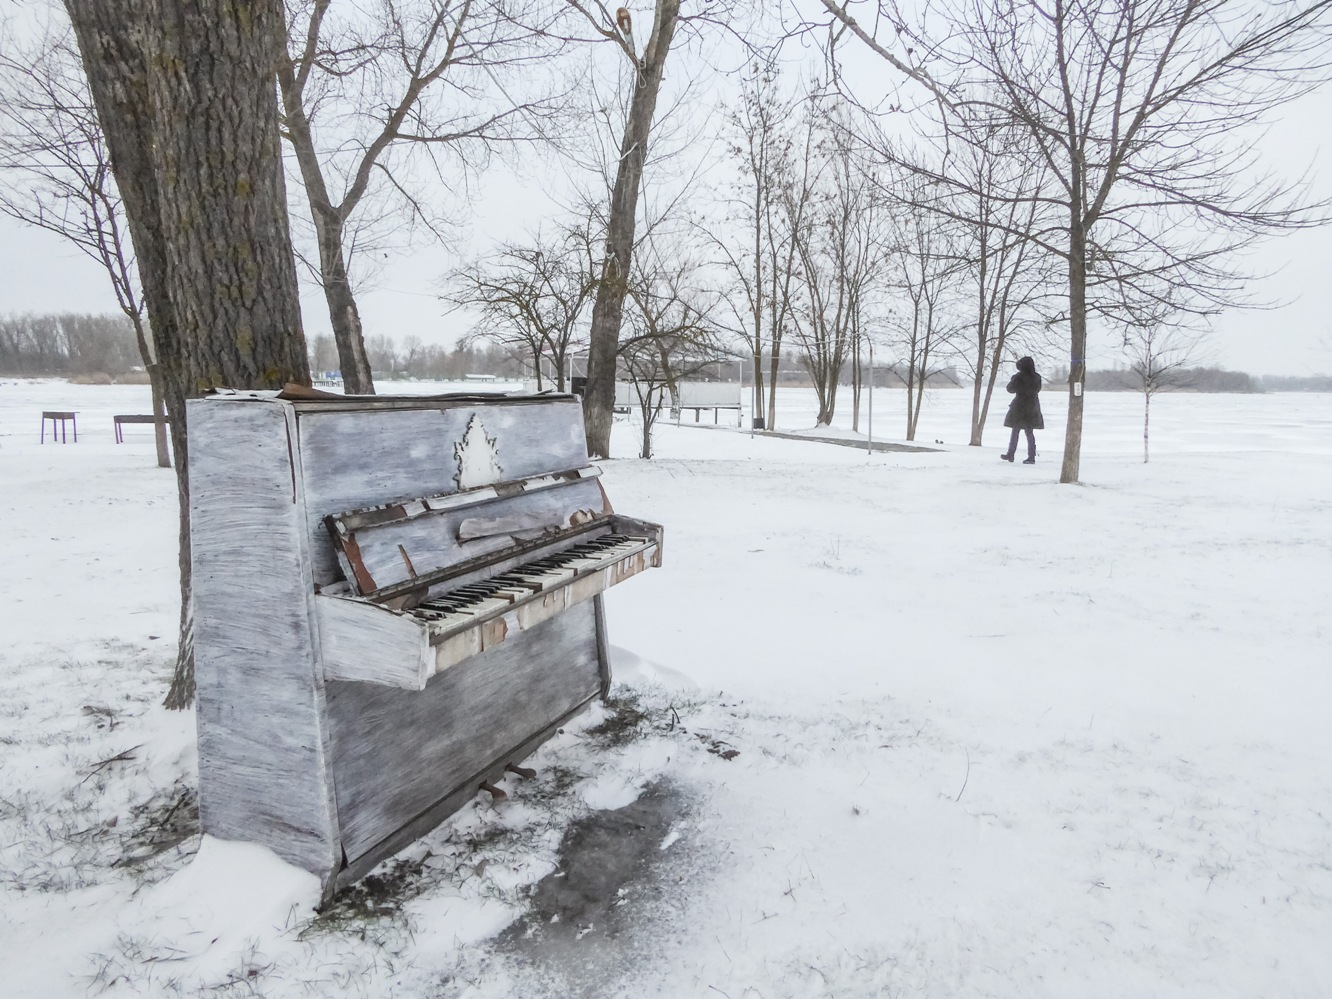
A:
1 4 1329 378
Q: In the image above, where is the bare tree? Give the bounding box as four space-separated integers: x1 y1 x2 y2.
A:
279 0 568 394
309 332 339 373
446 217 597 389
810 0 1332 482
934 131 1054 446
711 54 805 431
566 0 682 457
883 178 963 441
1121 324 1199 463
787 99 886 427
0 18 169 466
621 249 730 458
66 0 310 707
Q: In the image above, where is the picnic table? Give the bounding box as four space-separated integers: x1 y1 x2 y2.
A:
113 413 170 443
41 411 77 443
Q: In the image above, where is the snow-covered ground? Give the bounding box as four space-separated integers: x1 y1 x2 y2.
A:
2 377 1331 998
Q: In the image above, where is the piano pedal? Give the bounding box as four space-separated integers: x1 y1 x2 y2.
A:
479 780 507 801
505 763 536 779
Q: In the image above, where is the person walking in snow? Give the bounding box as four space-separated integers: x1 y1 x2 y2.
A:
1001 356 1044 464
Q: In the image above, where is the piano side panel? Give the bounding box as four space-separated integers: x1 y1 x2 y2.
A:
187 399 341 881
324 600 601 864
336 477 608 593
294 400 590 587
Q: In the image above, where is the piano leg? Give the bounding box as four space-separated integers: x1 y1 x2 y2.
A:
593 593 612 700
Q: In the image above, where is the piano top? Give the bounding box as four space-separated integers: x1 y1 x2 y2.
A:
197 385 578 413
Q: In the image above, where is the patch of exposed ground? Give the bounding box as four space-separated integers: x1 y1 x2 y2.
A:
496 779 701 997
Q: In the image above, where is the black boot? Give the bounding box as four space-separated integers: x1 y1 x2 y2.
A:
1022 455 1035 464
1000 452 1014 462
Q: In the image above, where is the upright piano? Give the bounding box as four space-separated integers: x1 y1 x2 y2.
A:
187 389 662 896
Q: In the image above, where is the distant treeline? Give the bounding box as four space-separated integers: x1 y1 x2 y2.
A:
1053 365 1260 393
6 314 1329 393
1253 374 1332 392
0 313 141 377
310 333 538 383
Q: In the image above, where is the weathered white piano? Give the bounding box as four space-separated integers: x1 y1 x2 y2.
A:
187 388 662 897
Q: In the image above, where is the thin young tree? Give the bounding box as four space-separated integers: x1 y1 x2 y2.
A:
1121 323 1199 463
937 131 1053 447
621 248 730 459
65 0 310 707
0 19 170 466
884 184 964 441
446 220 597 390
787 99 886 427
711 54 804 431
810 0 1332 483
279 0 568 395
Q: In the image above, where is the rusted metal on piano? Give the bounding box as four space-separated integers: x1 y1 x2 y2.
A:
187 388 662 898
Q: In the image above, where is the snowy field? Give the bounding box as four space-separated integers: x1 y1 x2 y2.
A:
2 377 1331 998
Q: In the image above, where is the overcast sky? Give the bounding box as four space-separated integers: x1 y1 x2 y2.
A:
2 5 1330 379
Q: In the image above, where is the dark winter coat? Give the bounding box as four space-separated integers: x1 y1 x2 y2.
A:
1003 358 1044 430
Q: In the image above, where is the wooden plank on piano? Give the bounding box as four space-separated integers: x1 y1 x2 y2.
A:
323 600 602 864
187 399 342 882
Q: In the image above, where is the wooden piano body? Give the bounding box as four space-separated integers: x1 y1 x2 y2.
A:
187 390 662 895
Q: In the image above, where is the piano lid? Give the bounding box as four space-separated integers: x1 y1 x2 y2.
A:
200 384 578 411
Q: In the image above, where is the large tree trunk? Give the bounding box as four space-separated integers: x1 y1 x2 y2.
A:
66 0 310 709
582 0 681 458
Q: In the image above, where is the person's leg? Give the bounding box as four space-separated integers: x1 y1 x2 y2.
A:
1002 427 1019 460
1023 429 1036 463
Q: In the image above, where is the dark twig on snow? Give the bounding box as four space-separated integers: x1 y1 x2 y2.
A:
955 745 971 802
80 745 142 783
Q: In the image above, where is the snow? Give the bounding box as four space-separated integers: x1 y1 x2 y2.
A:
2 376 1331 997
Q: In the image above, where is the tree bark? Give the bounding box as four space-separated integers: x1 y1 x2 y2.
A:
1143 390 1151 464
582 0 681 458
1060 212 1088 484
66 0 309 708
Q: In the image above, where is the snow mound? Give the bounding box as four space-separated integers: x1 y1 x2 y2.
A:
113 835 320 983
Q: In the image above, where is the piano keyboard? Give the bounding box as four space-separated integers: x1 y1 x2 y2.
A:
410 533 652 635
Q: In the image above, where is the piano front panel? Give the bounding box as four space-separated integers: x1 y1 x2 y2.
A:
323 600 601 864
295 400 591 588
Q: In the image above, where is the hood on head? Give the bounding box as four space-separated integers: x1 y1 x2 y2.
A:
1017 356 1036 374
